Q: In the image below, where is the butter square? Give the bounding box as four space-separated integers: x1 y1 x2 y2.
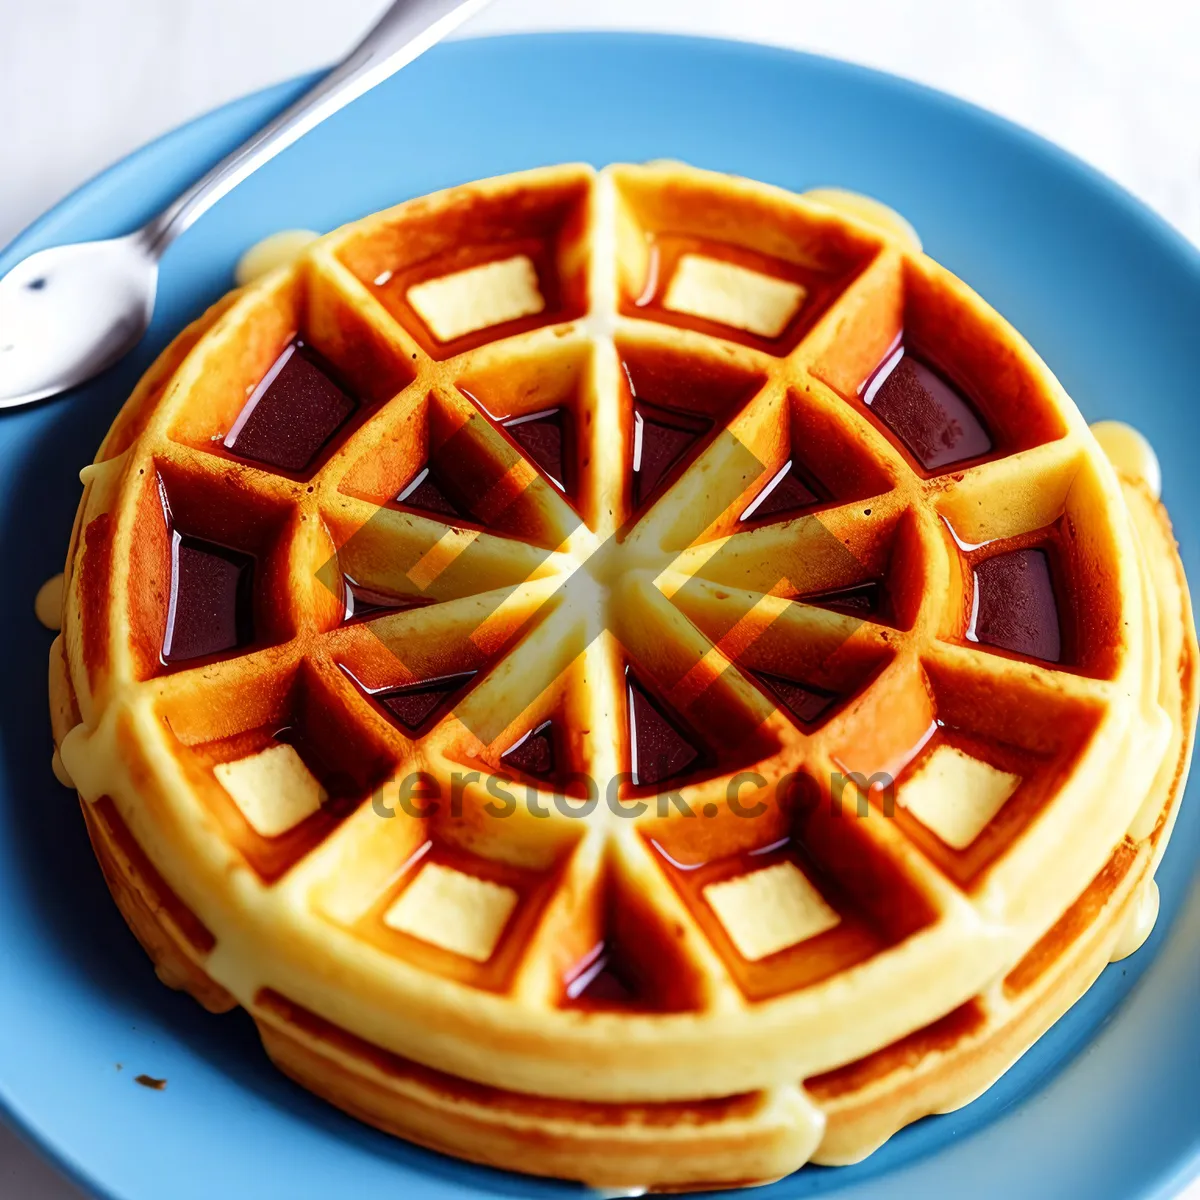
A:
900 744 1021 850
663 255 806 338
384 862 518 962
406 255 544 342
704 861 840 961
215 743 325 838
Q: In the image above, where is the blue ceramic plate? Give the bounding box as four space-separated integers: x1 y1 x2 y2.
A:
1 33 1198 1200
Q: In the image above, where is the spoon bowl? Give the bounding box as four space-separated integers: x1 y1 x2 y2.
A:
0 235 157 407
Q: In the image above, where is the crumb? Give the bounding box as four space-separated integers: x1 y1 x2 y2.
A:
134 1074 167 1091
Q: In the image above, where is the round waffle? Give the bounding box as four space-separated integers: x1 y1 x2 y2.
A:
48 162 1196 1191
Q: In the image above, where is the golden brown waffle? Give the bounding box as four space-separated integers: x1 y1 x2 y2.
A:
48 162 1196 1191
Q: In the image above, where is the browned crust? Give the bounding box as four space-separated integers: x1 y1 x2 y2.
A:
81 795 234 1013
253 991 802 1189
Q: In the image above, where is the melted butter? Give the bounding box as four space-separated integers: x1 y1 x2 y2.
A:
801 188 922 253
1091 420 1162 500
1109 878 1160 962
51 747 74 788
35 572 63 630
234 229 321 287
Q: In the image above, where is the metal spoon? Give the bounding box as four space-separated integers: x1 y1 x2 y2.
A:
0 0 491 409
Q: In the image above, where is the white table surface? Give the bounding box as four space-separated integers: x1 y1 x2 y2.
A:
2 1 1198 1196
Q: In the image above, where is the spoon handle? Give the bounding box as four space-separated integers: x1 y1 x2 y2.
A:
140 0 492 255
